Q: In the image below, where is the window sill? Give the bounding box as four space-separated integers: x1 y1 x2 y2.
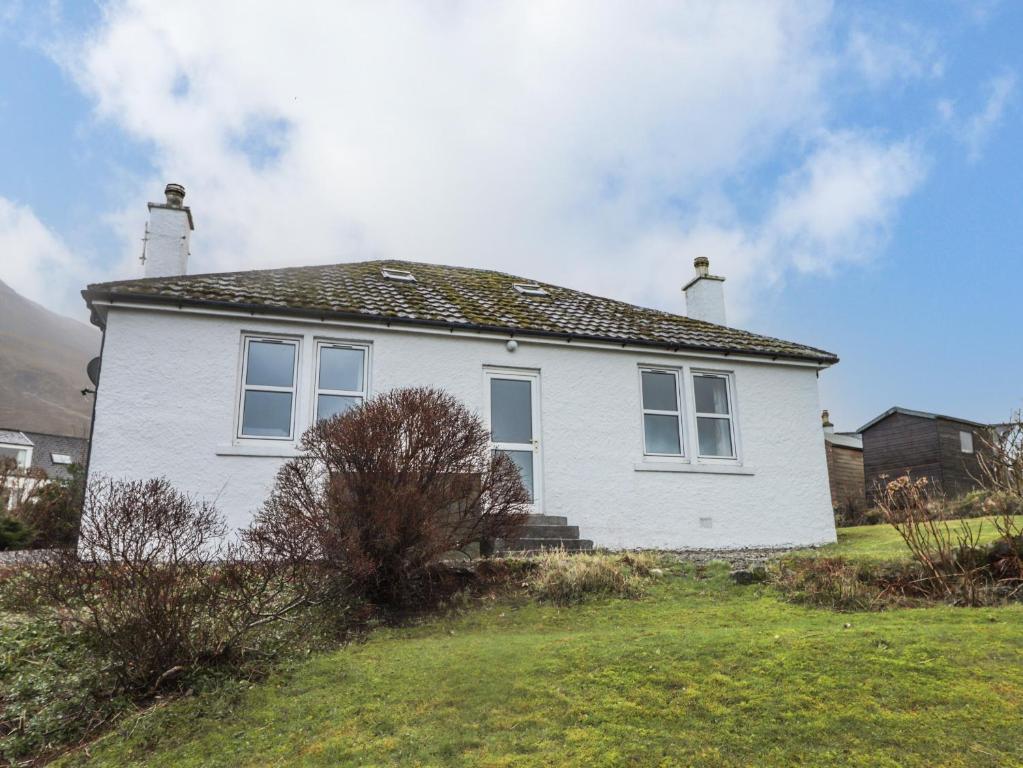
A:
633 461 754 476
215 444 302 458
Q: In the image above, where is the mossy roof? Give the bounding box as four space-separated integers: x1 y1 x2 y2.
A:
83 259 838 364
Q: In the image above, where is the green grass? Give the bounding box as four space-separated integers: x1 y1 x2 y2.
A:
56 525 1023 768
810 514 1023 561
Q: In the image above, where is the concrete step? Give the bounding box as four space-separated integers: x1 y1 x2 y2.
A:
519 524 579 539
523 517 572 527
498 538 595 553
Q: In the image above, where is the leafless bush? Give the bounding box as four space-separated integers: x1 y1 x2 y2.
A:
32 478 302 692
772 556 933 611
248 387 530 608
875 474 1023 605
976 412 1023 501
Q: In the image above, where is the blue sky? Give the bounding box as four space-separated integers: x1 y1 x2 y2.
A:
0 1 1020 432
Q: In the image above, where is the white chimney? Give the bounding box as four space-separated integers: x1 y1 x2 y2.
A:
682 256 726 326
142 183 193 278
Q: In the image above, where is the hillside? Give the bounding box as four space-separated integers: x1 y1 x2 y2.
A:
0 279 99 436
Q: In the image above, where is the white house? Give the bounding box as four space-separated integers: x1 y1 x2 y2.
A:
82 185 839 550
0 429 86 510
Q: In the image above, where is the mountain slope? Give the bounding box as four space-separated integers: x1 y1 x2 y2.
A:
0 279 99 436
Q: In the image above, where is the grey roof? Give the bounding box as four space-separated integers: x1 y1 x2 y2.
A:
83 260 838 365
825 432 863 450
20 431 88 479
0 430 33 447
858 407 991 434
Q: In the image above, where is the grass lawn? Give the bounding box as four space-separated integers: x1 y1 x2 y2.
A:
56 521 1023 768
811 514 1023 561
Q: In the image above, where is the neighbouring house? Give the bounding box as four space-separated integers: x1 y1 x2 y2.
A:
0 428 87 509
821 410 865 515
80 184 839 549
859 407 993 503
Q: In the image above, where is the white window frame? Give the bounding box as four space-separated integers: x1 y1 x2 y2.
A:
959 430 974 454
313 340 371 422
639 367 686 458
512 283 548 296
236 335 300 441
381 267 416 282
483 366 544 512
690 370 738 461
0 444 32 470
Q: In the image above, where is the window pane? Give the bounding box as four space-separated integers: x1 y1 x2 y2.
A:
245 341 295 387
644 414 681 455
960 431 974 453
242 390 293 437
497 449 534 502
694 375 729 414
319 346 364 392
697 417 733 456
641 371 678 411
490 379 532 443
317 394 361 421
0 447 26 467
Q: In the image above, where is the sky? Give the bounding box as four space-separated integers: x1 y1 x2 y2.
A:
0 0 1020 432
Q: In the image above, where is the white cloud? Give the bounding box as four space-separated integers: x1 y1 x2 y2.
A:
767 133 926 271
940 72 1017 162
16 0 928 327
657 133 927 321
846 18 943 87
0 197 89 316
963 73 1016 162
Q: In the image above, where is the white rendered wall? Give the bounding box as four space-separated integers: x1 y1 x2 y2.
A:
144 206 191 278
89 307 837 549
684 278 726 326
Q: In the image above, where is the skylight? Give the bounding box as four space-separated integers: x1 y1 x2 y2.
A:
381 268 416 283
512 283 548 296
51 453 73 465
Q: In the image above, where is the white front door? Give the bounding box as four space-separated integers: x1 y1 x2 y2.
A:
485 368 542 512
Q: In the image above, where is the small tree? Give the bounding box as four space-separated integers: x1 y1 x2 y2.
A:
248 387 530 607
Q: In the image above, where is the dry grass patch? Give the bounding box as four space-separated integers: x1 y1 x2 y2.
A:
525 549 662 605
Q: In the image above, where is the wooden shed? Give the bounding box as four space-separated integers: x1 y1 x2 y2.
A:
821 410 866 515
858 407 992 502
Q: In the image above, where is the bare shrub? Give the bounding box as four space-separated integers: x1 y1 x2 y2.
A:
0 457 44 511
32 478 301 692
248 387 530 608
875 474 1023 605
526 550 658 605
976 412 1023 501
772 556 932 611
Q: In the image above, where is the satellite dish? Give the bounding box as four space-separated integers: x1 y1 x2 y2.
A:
87 356 101 386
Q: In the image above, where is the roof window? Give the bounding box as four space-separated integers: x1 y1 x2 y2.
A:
381 268 417 283
51 453 74 465
512 283 548 296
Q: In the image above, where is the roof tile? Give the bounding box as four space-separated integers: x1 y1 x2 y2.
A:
84 260 838 364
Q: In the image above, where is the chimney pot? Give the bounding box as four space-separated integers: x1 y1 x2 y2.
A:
164 183 186 207
822 409 835 434
694 256 710 277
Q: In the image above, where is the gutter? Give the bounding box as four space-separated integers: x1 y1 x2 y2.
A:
81 288 840 367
